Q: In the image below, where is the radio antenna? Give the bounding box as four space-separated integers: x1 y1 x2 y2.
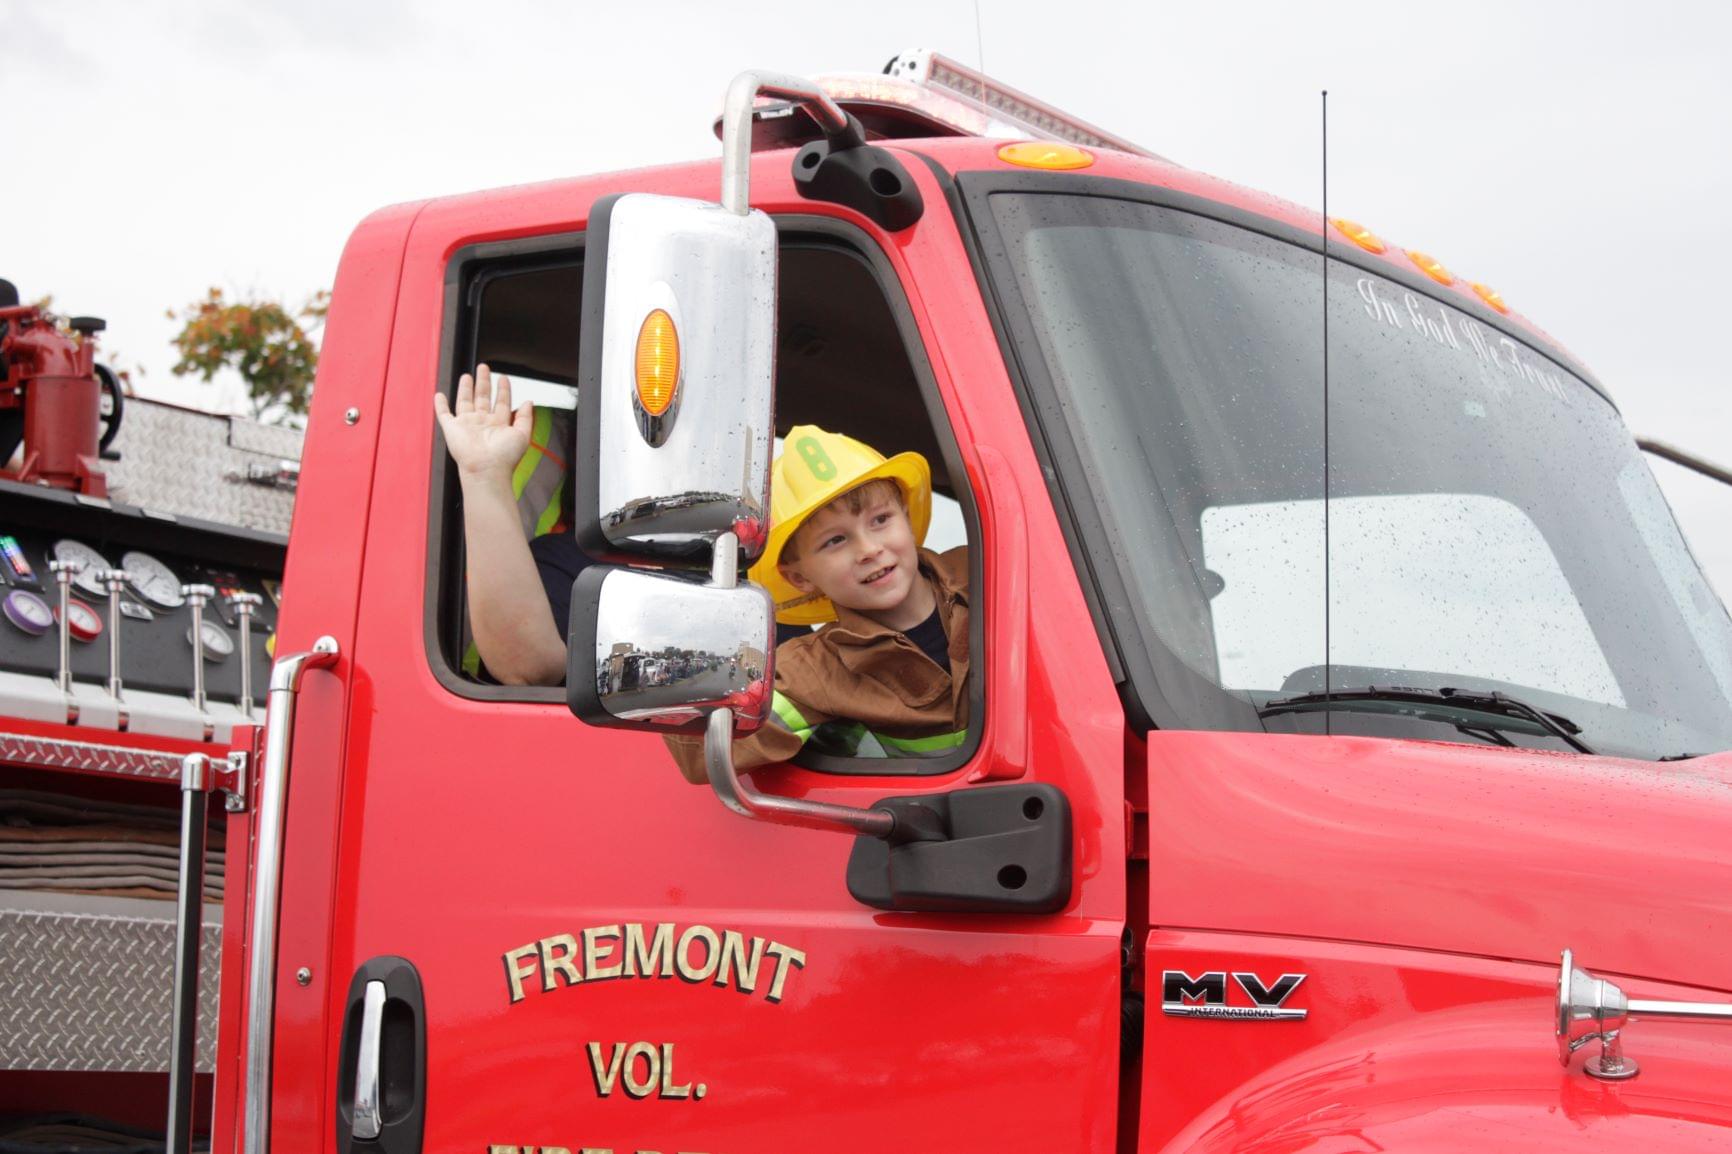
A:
974 0 987 73
1321 89 1332 735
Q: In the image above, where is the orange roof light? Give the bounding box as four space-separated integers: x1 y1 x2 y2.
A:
1406 250 1454 286
1330 217 1386 254
1470 282 1509 314
998 141 1095 170
634 309 680 417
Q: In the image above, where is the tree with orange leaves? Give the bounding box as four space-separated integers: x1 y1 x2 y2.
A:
168 287 329 422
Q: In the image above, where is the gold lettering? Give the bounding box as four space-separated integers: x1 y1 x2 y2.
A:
623 922 674 978
675 925 720 983
543 1148 572 1154
506 923 803 1003
714 930 767 995
658 1042 692 1098
538 934 582 992
487 1146 519 1154
583 925 623 981
587 1041 625 1097
621 1041 659 1099
764 941 807 1004
503 946 538 1005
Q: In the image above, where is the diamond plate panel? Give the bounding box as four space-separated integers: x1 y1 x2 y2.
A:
0 732 185 783
105 400 299 535
0 906 221 1071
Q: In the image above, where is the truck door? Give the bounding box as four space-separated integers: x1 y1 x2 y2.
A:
275 166 1128 1154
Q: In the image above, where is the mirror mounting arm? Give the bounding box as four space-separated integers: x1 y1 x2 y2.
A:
721 71 849 216
703 708 896 838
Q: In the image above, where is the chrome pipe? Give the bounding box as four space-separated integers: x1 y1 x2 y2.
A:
49 559 80 695
101 569 130 703
720 70 847 215
182 584 215 712
242 635 339 1154
167 752 212 1154
1629 999 1732 1021
229 592 264 716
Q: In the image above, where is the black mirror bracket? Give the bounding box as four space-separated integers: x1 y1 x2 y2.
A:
847 784 1073 914
790 112 925 232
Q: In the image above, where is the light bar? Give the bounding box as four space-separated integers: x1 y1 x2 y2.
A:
882 50 1158 158
717 50 1161 161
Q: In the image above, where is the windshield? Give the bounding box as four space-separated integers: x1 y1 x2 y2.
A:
982 191 1732 760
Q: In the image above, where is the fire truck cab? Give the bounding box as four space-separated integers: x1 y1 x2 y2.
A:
5 53 1732 1154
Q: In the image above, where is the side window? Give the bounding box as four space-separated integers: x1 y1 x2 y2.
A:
431 229 980 775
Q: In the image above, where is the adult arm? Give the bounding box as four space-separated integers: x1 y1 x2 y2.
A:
434 365 567 686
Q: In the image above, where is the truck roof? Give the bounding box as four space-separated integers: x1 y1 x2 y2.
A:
392 133 1601 397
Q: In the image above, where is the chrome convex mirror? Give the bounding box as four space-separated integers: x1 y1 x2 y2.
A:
566 563 773 732
574 192 776 568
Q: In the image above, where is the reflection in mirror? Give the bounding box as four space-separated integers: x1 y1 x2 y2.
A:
568 566 774 731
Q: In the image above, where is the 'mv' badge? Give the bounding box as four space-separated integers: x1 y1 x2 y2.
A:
1160 970 1308 1020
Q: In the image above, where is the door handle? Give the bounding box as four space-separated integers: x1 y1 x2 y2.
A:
337 957 425 1154
352 981 386 1140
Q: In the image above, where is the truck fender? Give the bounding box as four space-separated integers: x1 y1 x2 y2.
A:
1153 996 1732 1153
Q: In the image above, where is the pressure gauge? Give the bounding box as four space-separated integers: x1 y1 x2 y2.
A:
3 590 53 636
187 619 234 661
121 550 185 609
57 597 104 642
51 540 112 598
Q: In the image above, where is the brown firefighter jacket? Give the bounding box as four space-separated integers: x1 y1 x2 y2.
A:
667 547 971 783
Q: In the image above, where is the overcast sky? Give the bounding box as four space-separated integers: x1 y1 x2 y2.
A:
6 0 1728 593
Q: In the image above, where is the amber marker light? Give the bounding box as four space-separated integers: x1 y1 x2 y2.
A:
1407 250 1454 286
1330 217 1386 254
634 308 680 416
1470 282 1509 314
998 141 1095 170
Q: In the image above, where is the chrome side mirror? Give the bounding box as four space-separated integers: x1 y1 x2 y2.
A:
566 564 773 732
574 192 776 568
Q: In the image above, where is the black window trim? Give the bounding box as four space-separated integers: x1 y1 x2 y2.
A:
949 168 1616 735
423 213 985 778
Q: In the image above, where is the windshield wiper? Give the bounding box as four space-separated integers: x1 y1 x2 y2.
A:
1258 685 1594 755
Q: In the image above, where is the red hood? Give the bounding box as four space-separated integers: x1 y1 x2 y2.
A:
1145 732 1732 991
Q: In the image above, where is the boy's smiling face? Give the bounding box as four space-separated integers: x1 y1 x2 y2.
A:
778 480 932 630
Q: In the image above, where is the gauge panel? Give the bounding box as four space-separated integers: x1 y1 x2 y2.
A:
187 619 234 661
0 529 281 702
3 590 53 637
121 550 185 609
51 540 113 598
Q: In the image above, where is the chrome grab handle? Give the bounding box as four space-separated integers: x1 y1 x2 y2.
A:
243 635 340 1154
351 980 386 1140
720 70 847 215
701 533 893 839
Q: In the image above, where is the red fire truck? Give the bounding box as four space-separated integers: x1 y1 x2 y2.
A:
5 52 1732 1154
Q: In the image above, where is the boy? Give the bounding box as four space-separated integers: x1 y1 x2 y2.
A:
667 425 970 783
